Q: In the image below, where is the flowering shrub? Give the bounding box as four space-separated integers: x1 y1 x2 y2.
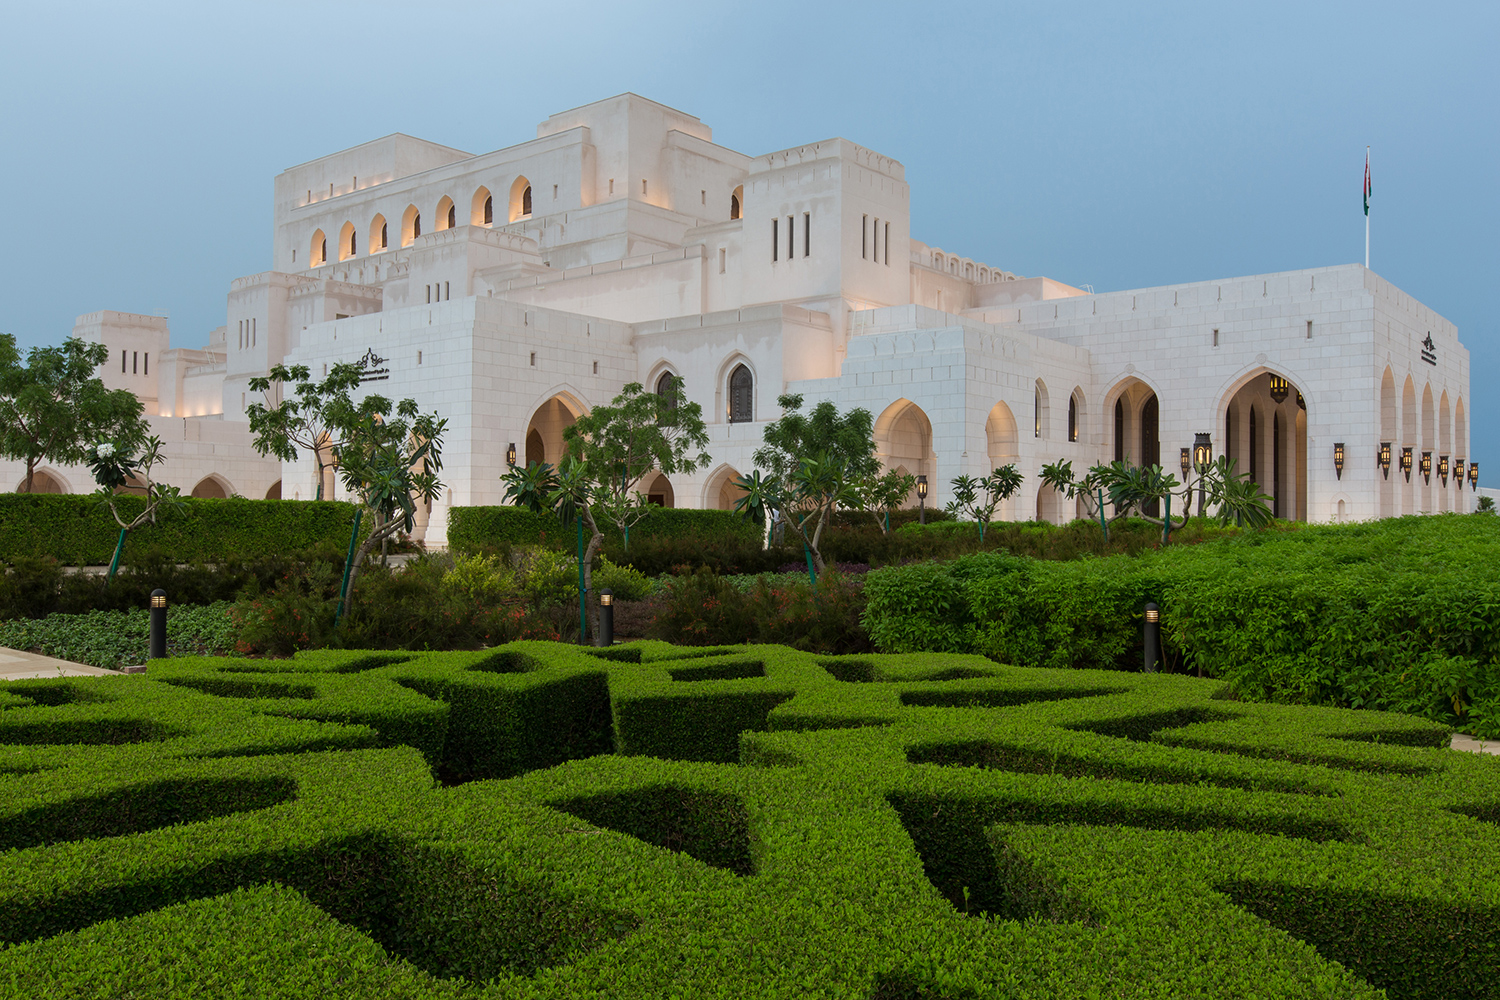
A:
647 568 870 653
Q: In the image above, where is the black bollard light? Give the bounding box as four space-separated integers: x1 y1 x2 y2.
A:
149 589 168 661
1143 602 1160 673
597 589 614 647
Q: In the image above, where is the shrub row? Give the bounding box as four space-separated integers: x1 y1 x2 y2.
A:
447 505 764 554
1 641 1494 997
0 495 364 565
863 514 1500 737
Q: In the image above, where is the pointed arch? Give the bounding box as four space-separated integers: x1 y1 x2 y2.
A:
1456 397 1467 460
1439 389 1452 510
703 463 749 511
310 229 327 266
338 221 357 261
472 186 493 226
1033 379 1050 440
524 387 590 467
369 213 388 253
985 400 1018 468
435 195 456 232
1068 386 1085 443
401 204 421 247
15 467 70 494
190 475 232 499
264 480 282 500
730 185 743 220
1220 369 1307 521
509 176 532 222
875 399 934 508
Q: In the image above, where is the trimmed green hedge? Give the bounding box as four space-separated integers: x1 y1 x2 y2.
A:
864 515 1500 736
3 641 1498 997
447 504 763 554
0 495 363 564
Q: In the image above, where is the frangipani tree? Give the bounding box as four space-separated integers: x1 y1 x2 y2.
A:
87 436 184 581
247 362 363 500
945 465 1024 541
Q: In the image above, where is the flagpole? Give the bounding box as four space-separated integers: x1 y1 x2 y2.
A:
1365 146 1370 269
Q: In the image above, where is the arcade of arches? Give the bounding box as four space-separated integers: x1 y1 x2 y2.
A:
1223 372 1308 522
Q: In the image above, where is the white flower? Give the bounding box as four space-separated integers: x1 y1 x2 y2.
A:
95 442 115 458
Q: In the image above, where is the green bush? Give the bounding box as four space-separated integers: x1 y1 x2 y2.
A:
440 553 515 605
648 569 870 652
0 601 240 668
864 515 1500 735
0 495 364 565
0 642 1492 999
448 505 763 555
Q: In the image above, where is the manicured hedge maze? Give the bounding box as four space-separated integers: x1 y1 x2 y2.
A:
0 643 1497 998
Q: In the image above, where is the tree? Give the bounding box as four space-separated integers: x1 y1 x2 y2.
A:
859 468 916 534
247 362 363 500
944 465 1024 540
333 396 447 614
86 435 184 581
0 334 147 493
733 394 880 577
1040 455 1274 540
501 379 710 628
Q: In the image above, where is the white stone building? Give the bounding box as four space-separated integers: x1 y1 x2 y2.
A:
7 94 1477 544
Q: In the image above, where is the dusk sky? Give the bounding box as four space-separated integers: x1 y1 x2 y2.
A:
2 1 1494 474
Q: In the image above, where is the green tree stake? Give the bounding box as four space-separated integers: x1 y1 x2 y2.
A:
1162 492 1172 545
334 509 363 629
803 541 817 585
577 515 588 643
1097 487 1109 543
106 528 127 583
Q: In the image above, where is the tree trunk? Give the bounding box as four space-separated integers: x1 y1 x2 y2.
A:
342 512 397 611
20 456 37 494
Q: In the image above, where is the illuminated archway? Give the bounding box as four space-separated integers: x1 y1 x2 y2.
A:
401 204 421 247
509 176 532 222
874 399 933 508
1222 370 1307 522
369 213 388 253
436 195 456 231
471 186 493 226
338 221 356 261
525 391 588 466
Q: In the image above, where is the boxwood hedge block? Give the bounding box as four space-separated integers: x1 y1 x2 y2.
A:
0 641 1496 998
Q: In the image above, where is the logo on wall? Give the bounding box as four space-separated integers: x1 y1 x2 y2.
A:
1420 333 1437 367
356 348 390 382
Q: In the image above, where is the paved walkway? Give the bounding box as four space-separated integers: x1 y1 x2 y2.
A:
0 647 120 680
1451 733 1500 757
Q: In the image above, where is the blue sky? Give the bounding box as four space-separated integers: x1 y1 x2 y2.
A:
2 1 1494 474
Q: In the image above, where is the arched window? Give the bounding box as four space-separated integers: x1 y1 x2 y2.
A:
311 229 327 266
380 222 388 248
656 371 680 409
484 195 493 224
447 203 456 229
728 364 753 423
370 214 387 252
1068 395 1078 442
730 185 743 220
401 205 420 247
339 221 356 261
509 176 532 222
436 196 455 232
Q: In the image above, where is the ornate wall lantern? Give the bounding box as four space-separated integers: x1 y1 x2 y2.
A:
506 442 517 468
1421 451 1433 484
1439 455 1449 486
1379 442 1392 480
1400 447 1414 483
1180 448 1191 481
1334 442 1345 480
1471 462 1480 489
1455 459 1465 490
1193 433 1212 473
1268 375 1290 404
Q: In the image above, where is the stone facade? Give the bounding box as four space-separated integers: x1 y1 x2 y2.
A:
6 94 1476 541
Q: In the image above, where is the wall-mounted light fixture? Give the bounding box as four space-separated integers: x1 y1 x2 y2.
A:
506 442 517 468
1193 433 1212 472
1471 462 1480 489
1401 447 1414 483
1439 455 1450 487
1421 451 1433 485
1455 459 1465 490
1334 443 1345 480
1180 448 1191 481
1268 375 1290 404
1379 443 1392 480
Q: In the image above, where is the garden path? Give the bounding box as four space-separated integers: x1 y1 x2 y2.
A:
0 647 120 680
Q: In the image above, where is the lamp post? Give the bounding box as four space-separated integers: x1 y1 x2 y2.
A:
1401 447 1413 483
1334 443 1345 480
506 442 517 468
1193 433 1211 515
1421 451 1432 486
917 475 928 525
149 589 167 661
1379 442 1392 480
597 589 614 647
1143 602 1160 673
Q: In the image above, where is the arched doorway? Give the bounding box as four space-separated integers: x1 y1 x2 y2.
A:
874 399 933 507
16 469 68 494
1108 378 1161 516
525 393 587 467
984 400 1021 520
191 476 231 499
1223 371 1307 521
1379 367 1396 518
639 472 674 507
703 464 747 511
264 480 282 500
